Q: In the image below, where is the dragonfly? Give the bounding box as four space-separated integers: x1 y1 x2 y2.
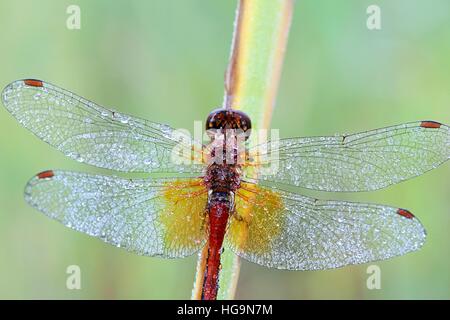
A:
2 79 449 300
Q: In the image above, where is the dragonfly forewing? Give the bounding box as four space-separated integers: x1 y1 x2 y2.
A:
2 80 204 174
248 121 449 191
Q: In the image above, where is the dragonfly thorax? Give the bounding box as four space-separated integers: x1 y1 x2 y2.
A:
205 108 251 166
204 163 241 193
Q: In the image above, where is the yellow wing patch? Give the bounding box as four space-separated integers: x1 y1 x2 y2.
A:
158 179 208 254
227 182 285 255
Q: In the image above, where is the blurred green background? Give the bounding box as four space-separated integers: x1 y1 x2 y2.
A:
0 0 449 299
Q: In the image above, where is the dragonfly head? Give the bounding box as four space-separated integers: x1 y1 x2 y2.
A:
206 108 252 140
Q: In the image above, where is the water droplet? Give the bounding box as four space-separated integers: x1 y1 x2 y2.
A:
119 115 129 124
160 124 172 137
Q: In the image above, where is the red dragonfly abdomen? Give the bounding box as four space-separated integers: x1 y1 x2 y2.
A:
202 195 231 300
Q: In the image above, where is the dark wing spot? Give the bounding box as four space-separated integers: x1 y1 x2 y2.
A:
37 170 55 179
397 208 415 219
420 121 441 129
23 79 44 87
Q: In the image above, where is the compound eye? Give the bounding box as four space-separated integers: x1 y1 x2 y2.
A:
206 108 227 131
233 111 252 140
205 108 252 139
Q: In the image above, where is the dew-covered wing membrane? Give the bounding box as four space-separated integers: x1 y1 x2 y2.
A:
227 183 426 270
2 79 203 174
248 121 449 191
25 171 208 257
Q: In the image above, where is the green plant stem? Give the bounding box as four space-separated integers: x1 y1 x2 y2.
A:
191 0 293 300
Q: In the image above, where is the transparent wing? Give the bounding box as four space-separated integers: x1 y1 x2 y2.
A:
25 170 208 258
2 79 204 173
226 183 426 270
246 121 449 191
